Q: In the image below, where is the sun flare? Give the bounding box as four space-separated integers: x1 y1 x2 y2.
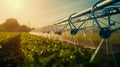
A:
4 0 24 11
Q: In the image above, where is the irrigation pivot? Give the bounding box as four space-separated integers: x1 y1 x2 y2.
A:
32 0 120 66
40 0 120 37
54 0 120 24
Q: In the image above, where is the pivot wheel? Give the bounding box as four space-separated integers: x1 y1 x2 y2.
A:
99 27 112 39
70 29 78 35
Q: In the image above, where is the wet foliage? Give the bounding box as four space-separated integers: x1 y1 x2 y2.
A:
0 32 120 67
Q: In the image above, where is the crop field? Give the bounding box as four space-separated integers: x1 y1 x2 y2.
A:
32 30 120 52
0 32 120 67
0 0 120 67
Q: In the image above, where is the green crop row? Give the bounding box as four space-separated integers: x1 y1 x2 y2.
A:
0 32 24 67
20 33 120 67
0 32 120 67
20 33 93 67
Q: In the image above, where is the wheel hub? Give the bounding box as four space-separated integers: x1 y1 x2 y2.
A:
99 28 111 39
71 29 78 35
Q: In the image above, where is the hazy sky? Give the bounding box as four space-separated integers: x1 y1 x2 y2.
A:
0 0 102 28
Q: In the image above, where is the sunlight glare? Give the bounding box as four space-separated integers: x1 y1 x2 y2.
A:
4 0 24 11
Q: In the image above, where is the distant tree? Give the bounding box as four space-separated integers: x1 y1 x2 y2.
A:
0 18 33 32
17 25 31 32
2 18 20 32
31 28 35 30
0 25 4 31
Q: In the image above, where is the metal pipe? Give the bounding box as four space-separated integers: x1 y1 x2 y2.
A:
56 0 119 24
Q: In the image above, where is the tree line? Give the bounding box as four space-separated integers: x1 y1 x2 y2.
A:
0 18 34 32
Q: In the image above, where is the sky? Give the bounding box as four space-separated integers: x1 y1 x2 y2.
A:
0 0 111 28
